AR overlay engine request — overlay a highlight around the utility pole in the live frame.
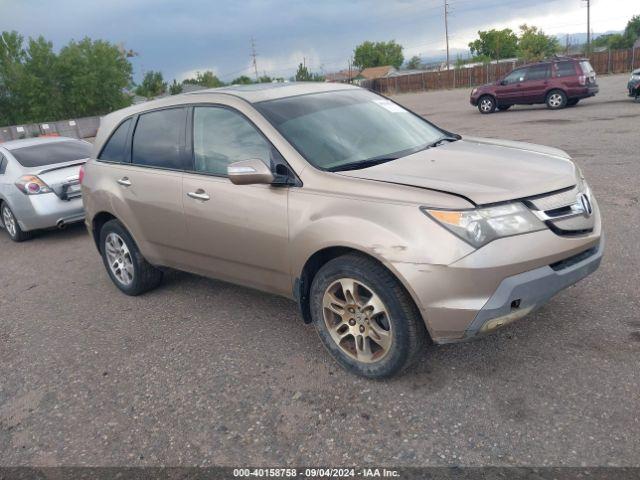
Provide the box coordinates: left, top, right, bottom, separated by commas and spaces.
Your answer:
582, 0, 591, 53
250, 37, 259, 81
444, 1, 450, 70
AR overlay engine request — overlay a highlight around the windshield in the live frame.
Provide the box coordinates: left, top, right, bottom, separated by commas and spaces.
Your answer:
255, 89, 446, 171
11, 140, 91, 168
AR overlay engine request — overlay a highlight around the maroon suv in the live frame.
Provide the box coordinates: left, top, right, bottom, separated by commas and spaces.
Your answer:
470, 57, 598, 114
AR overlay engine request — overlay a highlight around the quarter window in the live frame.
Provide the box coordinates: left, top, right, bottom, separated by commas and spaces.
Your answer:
132, 108, 186, 170
98, 118, 131, 163
192, 107, 272, 176
0, 154, 7, 174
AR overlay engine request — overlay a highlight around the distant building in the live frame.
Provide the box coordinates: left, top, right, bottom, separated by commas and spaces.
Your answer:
324, 69, 361, 83
358, 65, 397, 80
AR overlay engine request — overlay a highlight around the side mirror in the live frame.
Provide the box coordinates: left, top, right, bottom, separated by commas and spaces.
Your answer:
227, 159, 275, 185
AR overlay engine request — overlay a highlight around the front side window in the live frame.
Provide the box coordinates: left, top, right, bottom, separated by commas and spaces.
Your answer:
131, 108, 186, 170
525, 64, 550, 81
503, 69, 525, 84
99, 118, 132, 163
255, 89, 445, 171
192, 106, 272, 176
10, 140, 91, 168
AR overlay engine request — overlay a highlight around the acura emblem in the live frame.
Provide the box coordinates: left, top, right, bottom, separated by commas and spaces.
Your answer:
578, 193, 593, 217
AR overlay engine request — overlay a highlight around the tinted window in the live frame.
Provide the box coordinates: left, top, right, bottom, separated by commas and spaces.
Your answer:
525, 64, 550, 81
10, 141, 91, 168
99, 119, 131, 162
503, 69, 525, 84
132, 108, 186, 169
0, 154, 6, 174
556, 61, 577, 77
193, 107, 272, 176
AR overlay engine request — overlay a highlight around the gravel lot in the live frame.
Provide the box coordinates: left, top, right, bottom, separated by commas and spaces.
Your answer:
1, 73, 638, 468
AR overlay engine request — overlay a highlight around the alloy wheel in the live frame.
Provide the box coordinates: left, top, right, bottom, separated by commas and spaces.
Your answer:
105, 233, 134, 286
322, 278, 393, 363
2, 206, 17, 238
480, 98, 493, 112
548, 93, 563, 108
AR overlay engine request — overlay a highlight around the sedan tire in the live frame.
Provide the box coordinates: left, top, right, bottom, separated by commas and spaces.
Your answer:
310, 253, 427, 379
99, 219, 163, 296
1, 202, 32, 242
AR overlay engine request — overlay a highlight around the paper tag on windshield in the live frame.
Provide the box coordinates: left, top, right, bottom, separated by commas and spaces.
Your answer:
373, 99, 405, 113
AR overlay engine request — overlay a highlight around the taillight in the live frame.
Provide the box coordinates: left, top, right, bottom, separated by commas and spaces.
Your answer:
15, 175, 52, 195
578, 75, 586, 86
79, 165, 85, 184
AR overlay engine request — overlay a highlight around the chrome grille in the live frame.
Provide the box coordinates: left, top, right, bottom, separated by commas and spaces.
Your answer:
525, 182, 595, 237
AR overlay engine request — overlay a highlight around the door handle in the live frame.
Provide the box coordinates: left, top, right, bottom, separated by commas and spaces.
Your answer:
187, 189, 210, 201
117, 177, 131, 187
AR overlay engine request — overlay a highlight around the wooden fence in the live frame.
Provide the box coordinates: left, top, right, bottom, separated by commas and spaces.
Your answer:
362, 48, 640, 95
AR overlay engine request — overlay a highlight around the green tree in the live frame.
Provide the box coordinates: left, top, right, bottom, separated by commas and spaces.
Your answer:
0, 31, 27, 125
231, 75, 253, 84
406, 55, 422, 69
468, 29, 519, 60
518, 24, 559, 61
169, 79, 183, 95
353, 40, 404, 69
258, 75, 273, 83
56, 38, 133, 118
294, 63, 324, 82
183, 70, 224, 88
22, 36, 64, 122
135, 70, 166, 98
593, 33, 628, 49
625, 15, 640, 44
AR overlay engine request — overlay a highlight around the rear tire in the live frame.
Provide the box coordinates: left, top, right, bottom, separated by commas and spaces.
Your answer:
567, 98, 579, 106
1, 202, 32, 242
309, 253, 427, 379
99, 219, 163, 296
546, 90, 567, 109
478, 95, 496, 114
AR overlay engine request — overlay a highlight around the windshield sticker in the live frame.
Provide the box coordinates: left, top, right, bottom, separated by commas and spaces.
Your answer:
373, 99, 405, 113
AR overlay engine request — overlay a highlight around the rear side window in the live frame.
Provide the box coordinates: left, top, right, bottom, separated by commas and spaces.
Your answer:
131, 108, 186, 170
10, 141, 91, 168
0, 154, 7, 174
525, 64, 550, 81
556, 61, 577, 77
99, 119, 131, 163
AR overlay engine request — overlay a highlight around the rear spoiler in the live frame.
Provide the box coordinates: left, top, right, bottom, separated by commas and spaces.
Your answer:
36, 159, 87, 175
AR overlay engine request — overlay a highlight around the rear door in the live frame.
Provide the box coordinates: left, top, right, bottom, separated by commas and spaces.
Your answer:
495, 68, 526, 104
94, 108, 189, 266
521, 64, 551, 103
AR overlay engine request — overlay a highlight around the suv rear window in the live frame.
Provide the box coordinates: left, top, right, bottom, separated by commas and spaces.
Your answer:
131, 108, 186, 170
10, 141, 91, 168
580, 61, 595, 75
99, 118, 132, 163
556, 61, 577, 77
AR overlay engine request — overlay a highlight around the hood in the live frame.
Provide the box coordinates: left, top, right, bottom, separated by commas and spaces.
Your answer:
337, 137, 577, 205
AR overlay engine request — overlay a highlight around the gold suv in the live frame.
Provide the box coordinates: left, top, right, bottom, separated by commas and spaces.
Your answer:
82, 83, 603, 378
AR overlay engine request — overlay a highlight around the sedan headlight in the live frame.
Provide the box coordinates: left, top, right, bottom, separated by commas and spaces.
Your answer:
422, 203, 545, 248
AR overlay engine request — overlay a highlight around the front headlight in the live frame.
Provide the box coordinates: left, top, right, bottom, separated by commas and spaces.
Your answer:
471, 88, 478, 95
422, 203, 545, 248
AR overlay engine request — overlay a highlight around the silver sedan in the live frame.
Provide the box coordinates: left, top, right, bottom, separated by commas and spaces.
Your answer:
0, 137, 91, 242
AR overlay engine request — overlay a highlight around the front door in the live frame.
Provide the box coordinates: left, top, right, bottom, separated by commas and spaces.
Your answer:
181, 105, 291, 296
495, 68, 526, 104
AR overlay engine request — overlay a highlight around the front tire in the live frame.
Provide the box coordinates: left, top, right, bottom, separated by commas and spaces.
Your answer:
478, 95, 496, 114
546, 90, 567, 109
310, 253, 427, 379
99, 219, 163, 295
1, 203, 32, 242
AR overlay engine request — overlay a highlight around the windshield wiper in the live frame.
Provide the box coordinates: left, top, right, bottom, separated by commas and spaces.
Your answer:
427, 136, 459, 148
327, 156, 399, 172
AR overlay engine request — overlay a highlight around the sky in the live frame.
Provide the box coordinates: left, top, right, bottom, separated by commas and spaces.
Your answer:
0, 0, 637, 82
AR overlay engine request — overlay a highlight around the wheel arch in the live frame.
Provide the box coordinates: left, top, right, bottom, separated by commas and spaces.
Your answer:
294, 245, 425, 331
